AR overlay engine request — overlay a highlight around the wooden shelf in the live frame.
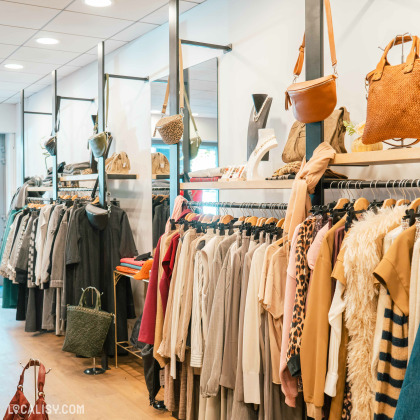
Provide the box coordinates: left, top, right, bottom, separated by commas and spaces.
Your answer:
330, 148, 420, 166
60, 173, 138, 182
180, 180, 294, 190
27, 186, 52, 192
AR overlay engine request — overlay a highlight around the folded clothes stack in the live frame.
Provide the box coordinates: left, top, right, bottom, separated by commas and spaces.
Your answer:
189, 176, 221, 182
62, 162, 91, 175
116, 253, 153, 280
188, 167, 226, 178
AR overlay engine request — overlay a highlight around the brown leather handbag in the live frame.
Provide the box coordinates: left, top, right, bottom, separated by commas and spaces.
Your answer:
362, 35, 420, 145
4, 360, 49, 420
282, 106, 349, 163
285, 0, 338, 123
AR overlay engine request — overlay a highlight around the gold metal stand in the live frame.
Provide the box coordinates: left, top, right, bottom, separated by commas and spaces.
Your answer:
113, 270, 149, 368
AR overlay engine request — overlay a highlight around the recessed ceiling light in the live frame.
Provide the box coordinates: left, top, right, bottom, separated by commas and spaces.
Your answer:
85, 0, 112, 7
4, 63, 23, 70
37, 37, 59, 45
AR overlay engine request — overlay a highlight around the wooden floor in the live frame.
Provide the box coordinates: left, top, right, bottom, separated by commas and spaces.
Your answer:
0, 305, 172, 419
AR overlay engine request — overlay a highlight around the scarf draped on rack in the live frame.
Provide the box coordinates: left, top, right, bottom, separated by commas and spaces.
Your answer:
283, 142, 336, 239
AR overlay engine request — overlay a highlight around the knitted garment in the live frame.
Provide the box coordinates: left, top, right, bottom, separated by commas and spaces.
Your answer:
374, 293, 408, 419
343, 206, 407, 420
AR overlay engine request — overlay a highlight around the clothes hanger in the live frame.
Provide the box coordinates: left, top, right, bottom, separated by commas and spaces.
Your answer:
353, 180, 370, 212
382, 180, 396, 208
211, 215, 221, 223
409, 180, 420, 211
92, 196, 99, 205
396, 180, 410, 206
264, 205, 278, 225
333, 181, 350, 210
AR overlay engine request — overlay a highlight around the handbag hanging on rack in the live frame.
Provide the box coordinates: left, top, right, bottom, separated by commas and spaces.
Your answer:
183, 91, 202, 159
89, 73, 111, 158
362, 35, 420, 146
154, 40, 185, 145
62, 286, 113, 358
4, 360, 49, 420
285, 0, 338, 123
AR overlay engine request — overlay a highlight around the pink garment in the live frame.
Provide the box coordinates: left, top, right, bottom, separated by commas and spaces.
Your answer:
280, 223, 301, 407
284, 142, 336, 238
165, 195, 188, 233
306, 223, 329, 309
120, 258, 145, 267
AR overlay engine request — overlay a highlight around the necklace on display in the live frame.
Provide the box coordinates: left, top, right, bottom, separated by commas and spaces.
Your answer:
253, 96, 270, 122
253, 135, 276, 156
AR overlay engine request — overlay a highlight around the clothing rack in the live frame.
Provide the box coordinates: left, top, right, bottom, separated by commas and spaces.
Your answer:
58, 187, 95, 192
25, 197, 51, 203
324, 179, 420, 189
187, 201, 288, 210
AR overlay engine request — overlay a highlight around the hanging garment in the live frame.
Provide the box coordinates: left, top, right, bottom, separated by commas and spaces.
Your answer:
343, 206, 406, 420
373, 225, 415, 420
280, 224, 301, 408
65, 204, 137, 356
300, 217, 345, 417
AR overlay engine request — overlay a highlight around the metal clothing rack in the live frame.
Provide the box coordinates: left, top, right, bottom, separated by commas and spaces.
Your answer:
187, 201, 288, 210
324, 179, 420, 189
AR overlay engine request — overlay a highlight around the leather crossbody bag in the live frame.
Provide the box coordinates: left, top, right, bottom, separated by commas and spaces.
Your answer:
285, 0, 338, 123
154, 40, 185, 145
89, 73, 110, 158
362, 35, 420, 145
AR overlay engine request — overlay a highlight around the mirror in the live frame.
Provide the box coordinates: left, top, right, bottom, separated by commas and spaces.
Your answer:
150, 57, 219, 248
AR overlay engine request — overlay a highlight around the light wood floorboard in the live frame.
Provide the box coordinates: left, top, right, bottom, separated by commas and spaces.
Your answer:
0, 305, 172, 419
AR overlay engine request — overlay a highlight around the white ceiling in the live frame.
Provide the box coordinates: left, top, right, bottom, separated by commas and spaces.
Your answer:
0, 0, 206, 104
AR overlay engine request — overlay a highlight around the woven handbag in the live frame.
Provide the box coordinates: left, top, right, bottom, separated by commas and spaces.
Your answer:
154, 40, 184, 145
363, 35, 420, 145
62, 287, 113, 358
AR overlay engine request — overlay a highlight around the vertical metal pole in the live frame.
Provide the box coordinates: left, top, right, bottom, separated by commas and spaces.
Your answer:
51, 70, 58, 201
97, 41, 107, 208
305, 0, 324, 204
169, 0, 180, 212
182, 68, 190, 176
20, 90, 25, 183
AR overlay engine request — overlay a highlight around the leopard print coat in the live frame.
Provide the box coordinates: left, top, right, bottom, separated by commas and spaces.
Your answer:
286, 217, 316, 377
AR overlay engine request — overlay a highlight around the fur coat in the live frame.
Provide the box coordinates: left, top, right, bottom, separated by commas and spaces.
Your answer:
343, 206, 407, 420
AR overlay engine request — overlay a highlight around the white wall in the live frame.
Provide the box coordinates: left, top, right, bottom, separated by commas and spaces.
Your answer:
8, 0, 420, 237
0, 104, 16, 134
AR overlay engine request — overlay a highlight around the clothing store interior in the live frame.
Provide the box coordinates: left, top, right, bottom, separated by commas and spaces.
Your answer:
1, 0, 420, 419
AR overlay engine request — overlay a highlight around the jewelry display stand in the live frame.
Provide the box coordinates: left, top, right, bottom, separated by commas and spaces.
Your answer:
247, 94, 273, 161
246, 128, 278, 180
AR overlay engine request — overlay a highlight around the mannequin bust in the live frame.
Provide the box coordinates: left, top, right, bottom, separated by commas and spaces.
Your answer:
246, 128, 278, 180
247, 94, 273, 161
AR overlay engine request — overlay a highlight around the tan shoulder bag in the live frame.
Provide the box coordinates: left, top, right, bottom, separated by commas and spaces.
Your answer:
285, 0, 338, 123
154, 40, 184, 145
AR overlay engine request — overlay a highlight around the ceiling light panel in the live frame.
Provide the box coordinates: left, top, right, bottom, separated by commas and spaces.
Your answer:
68, 0, 168, 21
36, 37, 59, 45
43, 11, 132, 38
4, 63, 23, 70
85, 0, 112, 7
25, 31, 104, 53
0, 2, 59, 29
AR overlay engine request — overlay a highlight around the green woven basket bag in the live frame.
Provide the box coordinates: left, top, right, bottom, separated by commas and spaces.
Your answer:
62, 287, 113, 358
